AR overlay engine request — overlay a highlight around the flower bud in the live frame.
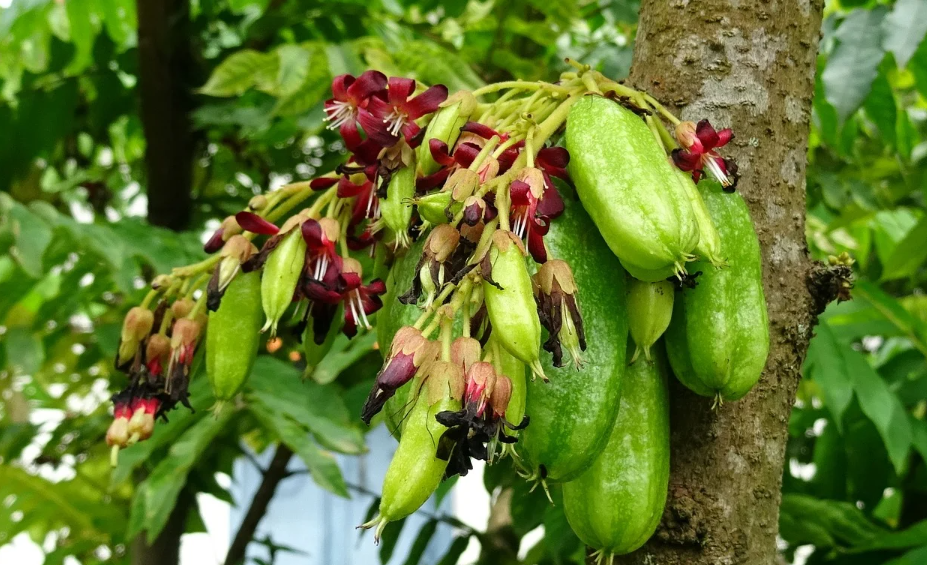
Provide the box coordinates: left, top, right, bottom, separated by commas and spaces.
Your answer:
151, 274, 172, 290
450, 337, 482, 371
170, 318, 201, 364
515, 167, 545, 201
248, 195, 268, 211
416, 191, 455, 225
145, 334, 171, 378
117, 307, 154, 367
207, 235, 258, 311
426, 224, 460, 263
675, 121, 701, 152
204, 215, 244, 254
127, 397, 160, 443
446, 168, 480, 202
489, 375, 512, 420
462, 196, 488, 226
533, 259, 585, 368
106, 402, 131, 447
171, 298, 194, 320
464, 362, 496, 417
426, 360, 465, 406
360, 327, 437, 424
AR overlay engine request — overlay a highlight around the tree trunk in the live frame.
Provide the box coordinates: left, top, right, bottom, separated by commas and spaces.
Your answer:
136, 0, 195, 231
131, 494, 191, 565
618, 1, 825, 564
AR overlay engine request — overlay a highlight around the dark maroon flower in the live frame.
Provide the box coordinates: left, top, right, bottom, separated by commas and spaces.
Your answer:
359, 77, 448, 146
301, 218, 341, 282
533, 260, 585, 368
360, 327, 436, 425
672, 120, 737, 189
303, 258, 385, 340
324, 71, 387, 141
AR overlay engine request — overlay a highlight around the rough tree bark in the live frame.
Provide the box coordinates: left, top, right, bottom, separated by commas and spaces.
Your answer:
136, 0, 195, 231
617, 1, 826, 564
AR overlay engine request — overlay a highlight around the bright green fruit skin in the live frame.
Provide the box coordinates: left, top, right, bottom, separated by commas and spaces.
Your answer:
488, 335, 526, 430
378, 379, 457, 522
260, 230, 306, 334
380, 164, 416, 240
378, 237, 427, 437
563, 339, 670, 557
621, 259, 675, 283
206, 271, 263, 401
675, 169, 724, 267
482, 238, 541, 366
519, 199, 628, 482
566, 95, 699, 273
627, 278, 674, 364
417, 100, 469, 176
665, 184, 769, 401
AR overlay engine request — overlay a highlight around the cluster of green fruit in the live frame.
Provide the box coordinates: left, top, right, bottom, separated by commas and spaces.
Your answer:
107, 63, 768, 562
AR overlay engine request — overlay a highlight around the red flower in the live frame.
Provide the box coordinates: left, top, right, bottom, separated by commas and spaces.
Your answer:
324, 71, 387, 141
509, 166, 561, 263
303, 258, 386, 339
671, 120, 738, 189
359, 77, 448, 146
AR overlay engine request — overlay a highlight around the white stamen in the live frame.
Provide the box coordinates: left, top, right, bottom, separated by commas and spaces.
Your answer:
366, 188, 376, 216
704, 156, 731, 187
323, 101, 355, 130
355, 292, 372, 329
382, 109, 408, 137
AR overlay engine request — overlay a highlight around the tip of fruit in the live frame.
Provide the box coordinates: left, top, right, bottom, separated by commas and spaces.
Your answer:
211, 401, 227, 419
529, 359, 548, 382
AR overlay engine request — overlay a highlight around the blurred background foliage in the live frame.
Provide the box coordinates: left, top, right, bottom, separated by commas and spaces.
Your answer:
0, 0, 925, 564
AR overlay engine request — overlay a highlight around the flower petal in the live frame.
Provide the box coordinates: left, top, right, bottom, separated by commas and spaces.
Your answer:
330, 74, 354, 102
695, 119, 720, 149
537, 183, 564, 219
404, 85, 449, 119
387, 77, 417, 106
429, 139, 456, 166
235, 212, 280, 236
347, 70, 387, 104
310, 177, 338, 191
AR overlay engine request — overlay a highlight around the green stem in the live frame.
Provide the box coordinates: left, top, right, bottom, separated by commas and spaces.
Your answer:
468, 136, 500, 172
140, 289, 159, 309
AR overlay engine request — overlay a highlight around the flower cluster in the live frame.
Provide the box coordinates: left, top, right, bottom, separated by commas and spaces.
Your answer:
671, 120, 739, 190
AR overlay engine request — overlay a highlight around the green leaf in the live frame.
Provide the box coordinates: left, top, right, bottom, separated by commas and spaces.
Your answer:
248, 356, 365, 454
436, 536, 470, 565
882, 0, 927, 68
272, 44, 330, 116
4, 326, 44, 375
379, 517, 406, 564
0, 194, 53, 278
64, 0, 94, 72
882, 216, 927, 280
822, 8, 887, 120
886, 545, 927, 565
862, 69, 896, 146
311, 331, 378, 385
846, 346, 912, 474
401, 519, 438, 565
911, 417, 927, 463
200, 49, 279, 97
779, 494, 884, 549
850, 519, 927, 553
854, 281, 927, 356
804, 322, 855, 428
271, 45, 311, 97
137, 409, 234, 540
911, 38, 927, 97
249, 405, 348, 497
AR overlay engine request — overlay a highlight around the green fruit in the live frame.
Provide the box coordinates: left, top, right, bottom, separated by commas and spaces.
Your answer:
566, 96, 698, 277
675, 169, 724, 267
488, 335, 526, 432
482, 231, 543, 377
417, 91, 475, 176
206, 271, 263, 406
518, 199, 628, 482
415, 191, 460, 226
627, 278, 674, 364
665, 183, 769, 402
365, 370, 459, 539
260, 229, 306, 336
562, 339, 670, 558
380, 163, 416, 248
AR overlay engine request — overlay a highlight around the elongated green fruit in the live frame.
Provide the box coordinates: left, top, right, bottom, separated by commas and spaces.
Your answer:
206, 271, 263, 407
665, 184, 769, 402
621, 259, 675, 283
380, 163, 416, 248
260, 230, 306, 336
482, 231, 542, 378
563, 339, 670, 558
675, 169, 724, 267
519, 200, 628, 482
418, 91, 476, 176
566, 96, 698, 274
627, 278, 674, 364
365, 372, 459, 539
489, 335, 526, 431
